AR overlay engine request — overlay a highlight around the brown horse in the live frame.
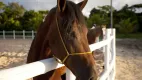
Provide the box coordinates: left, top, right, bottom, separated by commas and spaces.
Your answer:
27, 0, 98, 80
50, 25, 104, 80
87, 26, 103, 44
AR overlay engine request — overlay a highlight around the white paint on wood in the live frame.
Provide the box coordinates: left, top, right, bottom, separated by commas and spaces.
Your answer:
89, 36, 113, 51
13, 30, 15, 39
3, 30, 5, 39
23, 30, 25, 39
66, 68, 76, 80
0, 58, 64, 80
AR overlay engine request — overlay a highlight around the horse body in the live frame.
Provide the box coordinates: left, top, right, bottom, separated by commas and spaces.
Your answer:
87, 26, 103, 44
27, 0, 98, 80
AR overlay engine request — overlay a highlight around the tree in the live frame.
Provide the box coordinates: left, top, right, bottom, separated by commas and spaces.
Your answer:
90, 7, 101, 17
113, 4, 140, 33
115, 18, 137, 34
98, 5, 113, 14
88, 5, 112, 28
129, 4, 142, 32
0, 2, 26, 30
4, 2, 25, 18
129, 4, 142, 9
21, 10, 44, 30
0, 2, 5, 25
87, 13, 109, 28
0, 2, 5, 10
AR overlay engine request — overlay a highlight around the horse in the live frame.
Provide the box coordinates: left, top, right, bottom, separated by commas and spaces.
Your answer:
27, 0, 98, 80
87, 26, 103, 44
50, 25, 105, 80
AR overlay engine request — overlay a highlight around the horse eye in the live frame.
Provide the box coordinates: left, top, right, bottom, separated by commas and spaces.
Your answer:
71, 31, 76, 38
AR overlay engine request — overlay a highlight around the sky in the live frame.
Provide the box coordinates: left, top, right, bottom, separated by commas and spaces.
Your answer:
1, 0, 142, 17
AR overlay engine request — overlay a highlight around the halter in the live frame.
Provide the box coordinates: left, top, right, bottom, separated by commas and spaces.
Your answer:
53, 15, 92, 64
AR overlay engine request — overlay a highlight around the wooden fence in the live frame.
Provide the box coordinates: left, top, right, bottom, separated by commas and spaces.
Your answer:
0, 29, 116, 80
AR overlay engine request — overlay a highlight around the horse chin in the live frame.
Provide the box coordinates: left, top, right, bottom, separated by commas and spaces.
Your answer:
76, 76, 98, 80
75, 70, 98, 80
89, 77, 98, 80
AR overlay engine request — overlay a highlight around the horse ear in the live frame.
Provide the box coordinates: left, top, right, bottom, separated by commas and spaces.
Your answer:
57, 0, 66, 12
77, 0, 88, 10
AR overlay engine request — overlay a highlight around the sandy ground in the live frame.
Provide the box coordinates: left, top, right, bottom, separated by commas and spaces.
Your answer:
0, 39, 31, 69
115, 39, 142, 80
0, 39, 142, 80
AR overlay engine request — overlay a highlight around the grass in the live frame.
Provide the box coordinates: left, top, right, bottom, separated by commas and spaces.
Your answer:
116, 33, 142, 39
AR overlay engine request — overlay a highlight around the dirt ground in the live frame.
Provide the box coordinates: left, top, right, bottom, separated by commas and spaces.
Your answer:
115, 39, 142, 80
0, 39, 142, 80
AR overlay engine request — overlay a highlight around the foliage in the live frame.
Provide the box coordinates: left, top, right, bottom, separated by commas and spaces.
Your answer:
4, 2, 25, 17
0, 2, 48, 31
0, 1, 142, 34
20, 10, 44, 30
115, 18, 137, 34
87, 14, 108, 28
88, 5, 111, 28
116, 33, 142, 39
88, 4, 142, 33
0, 2, 5, 10
129, 4, 142, 9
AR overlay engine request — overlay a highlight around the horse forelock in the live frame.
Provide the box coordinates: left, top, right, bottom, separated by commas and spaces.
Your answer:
56, 1, 86, 40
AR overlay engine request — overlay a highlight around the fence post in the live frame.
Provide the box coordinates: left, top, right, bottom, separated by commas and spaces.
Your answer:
32, 30, 34, 39
102, 28, 106, 52
23, 30, 25, 39
66, 68, 76, 80
3, 30, 5, 39
111, 29, 116, 80
13, 30, 15, 39
104, 29, 111, 80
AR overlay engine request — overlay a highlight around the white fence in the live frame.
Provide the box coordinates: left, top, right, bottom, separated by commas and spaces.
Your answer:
0, 30, 37, 39
0, 29, 116, 80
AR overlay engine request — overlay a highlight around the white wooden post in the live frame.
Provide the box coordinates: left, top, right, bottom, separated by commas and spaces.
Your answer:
102, 28, 106, 52
111, 29, 116, 80
66, 68, 76, 80
13, 30, 15, 39
0, 58, 64, 80
104, 29, 111, 80
3, 30, 5, 39
23, 30, 25, 39
32, 30, 34, 39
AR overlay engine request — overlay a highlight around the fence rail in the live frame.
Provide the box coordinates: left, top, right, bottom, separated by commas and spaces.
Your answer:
0, 29, 116, 80
0, 30, 37, 39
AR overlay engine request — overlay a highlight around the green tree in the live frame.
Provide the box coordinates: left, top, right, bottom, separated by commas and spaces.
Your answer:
0, 2, 26, 30
0, 2, 5, 10
90, 7, 101, 17
113, 4, 139, 32
129, 4, 142, 32
87, 14, 108, 28
21, 10, 44, 30
0, 2, 6, 25
136, 13, 142, 32
4, 2, 25, 18
88, 5, 113, 28
115, 18, 137, 34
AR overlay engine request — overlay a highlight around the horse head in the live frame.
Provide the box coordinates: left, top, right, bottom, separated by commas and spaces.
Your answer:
46, 0, 98, 80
